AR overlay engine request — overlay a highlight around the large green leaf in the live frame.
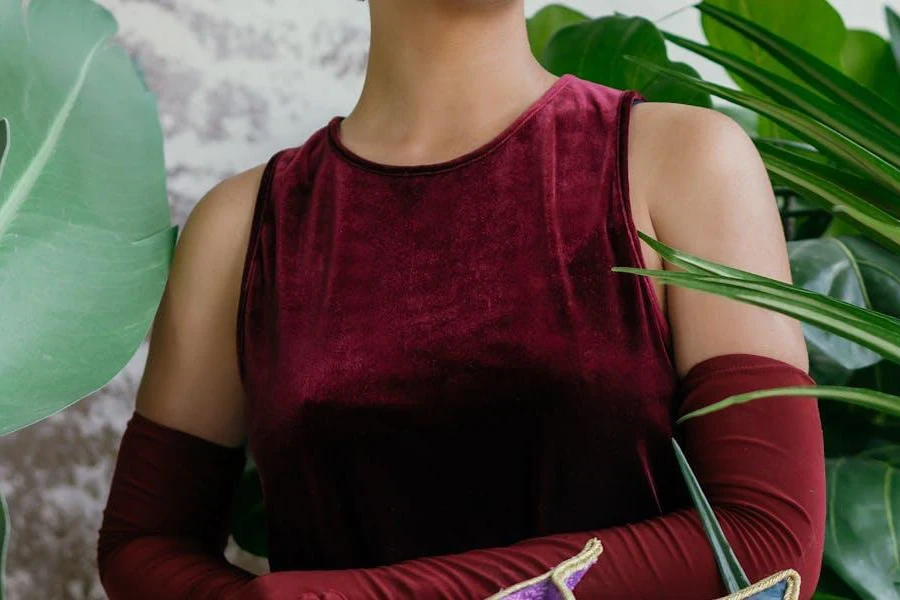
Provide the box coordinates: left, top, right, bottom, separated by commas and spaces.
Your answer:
814, 563, 864, 600
526, 4, 588, 65
887, 7, 900, 73
0, 0, 176, 436
825, 454, 900, 600
697, 2, 900, 140
612, 232, 900, 365
700, 0, 845, 89
841, 30, 900, 108
672, 439, 751, 593
840, 237, 900, 401
542, 15, 711, 107
840, 237, 900, 320
700, 0, 846, 141
622, 57, 900, 196
789, 238, 885, 384
663, 32, 900, 166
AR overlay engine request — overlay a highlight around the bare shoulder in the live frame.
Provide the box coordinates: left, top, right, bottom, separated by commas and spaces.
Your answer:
625, 101, 809, 376
135, 162, 269, 447
627, 101, 761, 202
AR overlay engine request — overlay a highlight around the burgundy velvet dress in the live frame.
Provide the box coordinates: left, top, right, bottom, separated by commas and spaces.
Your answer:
237, 73, 682, 571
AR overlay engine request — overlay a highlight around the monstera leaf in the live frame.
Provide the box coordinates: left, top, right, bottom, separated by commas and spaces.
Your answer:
542, 15, 712, 107
0, 0, 175, 436
887, 7, 900, 72
526, 4, 588, 64
787, 237, 900, 385
825, 452, 900, 600
841, 30, 900, 107
0, 2, 174, 592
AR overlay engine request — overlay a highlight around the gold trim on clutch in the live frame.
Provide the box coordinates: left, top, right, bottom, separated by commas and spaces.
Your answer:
485, 538, 604, 600
716, 569, 801, 600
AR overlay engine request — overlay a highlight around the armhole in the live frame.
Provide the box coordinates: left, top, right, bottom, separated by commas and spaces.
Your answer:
236, 150, 283, 388
614, 90, 674, 366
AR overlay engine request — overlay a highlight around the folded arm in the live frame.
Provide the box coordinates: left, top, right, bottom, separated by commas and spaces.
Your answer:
246, 354, 825, 600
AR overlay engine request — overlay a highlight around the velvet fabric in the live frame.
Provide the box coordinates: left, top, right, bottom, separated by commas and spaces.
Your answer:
97, 75, 826, 599
238, 72, 682, 574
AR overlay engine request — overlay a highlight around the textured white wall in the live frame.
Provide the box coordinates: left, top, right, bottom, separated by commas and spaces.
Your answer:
0, 1, 896, 598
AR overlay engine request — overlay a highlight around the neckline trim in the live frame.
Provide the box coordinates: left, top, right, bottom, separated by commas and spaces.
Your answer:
326, 73, 575, 176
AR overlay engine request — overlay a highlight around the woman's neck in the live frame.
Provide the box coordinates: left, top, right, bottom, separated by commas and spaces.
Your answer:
342, 0, 554, 161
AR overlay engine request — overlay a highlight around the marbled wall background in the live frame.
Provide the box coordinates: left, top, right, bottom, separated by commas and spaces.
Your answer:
0, 0, 895, 598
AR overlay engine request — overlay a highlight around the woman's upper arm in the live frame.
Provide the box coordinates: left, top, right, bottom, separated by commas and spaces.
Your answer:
134, 163, 267, 448
628, 102, 810, 379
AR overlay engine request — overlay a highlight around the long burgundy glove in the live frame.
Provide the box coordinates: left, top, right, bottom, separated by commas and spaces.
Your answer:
98, 353, 825, 600
97, 412, 255, 599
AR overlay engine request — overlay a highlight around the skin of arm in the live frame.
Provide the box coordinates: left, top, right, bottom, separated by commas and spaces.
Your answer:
628, 101, 810, 378
134, 164, 267, 446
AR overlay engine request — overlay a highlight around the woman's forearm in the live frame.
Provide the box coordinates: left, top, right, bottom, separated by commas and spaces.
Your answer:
236, 354, 826, 600
97, 413, 255, 600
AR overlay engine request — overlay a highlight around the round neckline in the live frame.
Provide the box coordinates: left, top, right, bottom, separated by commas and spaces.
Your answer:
326, 73, 575, 176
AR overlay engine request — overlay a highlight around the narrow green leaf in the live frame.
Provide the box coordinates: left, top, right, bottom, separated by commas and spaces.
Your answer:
672, 439, 751, 592
678, 385, 900, 423
754, 142, 900, 253
613, 266, 900, 364
697, 2, 900, 138
759, 140, 900, 215
613, 231, 900, 366
700, 0, 846, 97
663, 31, 900, 165
621, 56, 900, 195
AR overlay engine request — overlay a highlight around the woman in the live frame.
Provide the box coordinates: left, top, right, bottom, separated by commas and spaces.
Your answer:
96, 0, 826, 598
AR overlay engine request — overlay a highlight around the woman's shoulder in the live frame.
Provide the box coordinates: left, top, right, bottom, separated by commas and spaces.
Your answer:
625, 99, 760, 216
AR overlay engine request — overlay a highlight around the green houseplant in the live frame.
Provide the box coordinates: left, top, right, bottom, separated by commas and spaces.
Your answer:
605, 3, 900, 599
0, 0, 177, 596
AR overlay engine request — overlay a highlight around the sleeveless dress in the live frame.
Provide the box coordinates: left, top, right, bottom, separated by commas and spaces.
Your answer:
236, 73, 683, 572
